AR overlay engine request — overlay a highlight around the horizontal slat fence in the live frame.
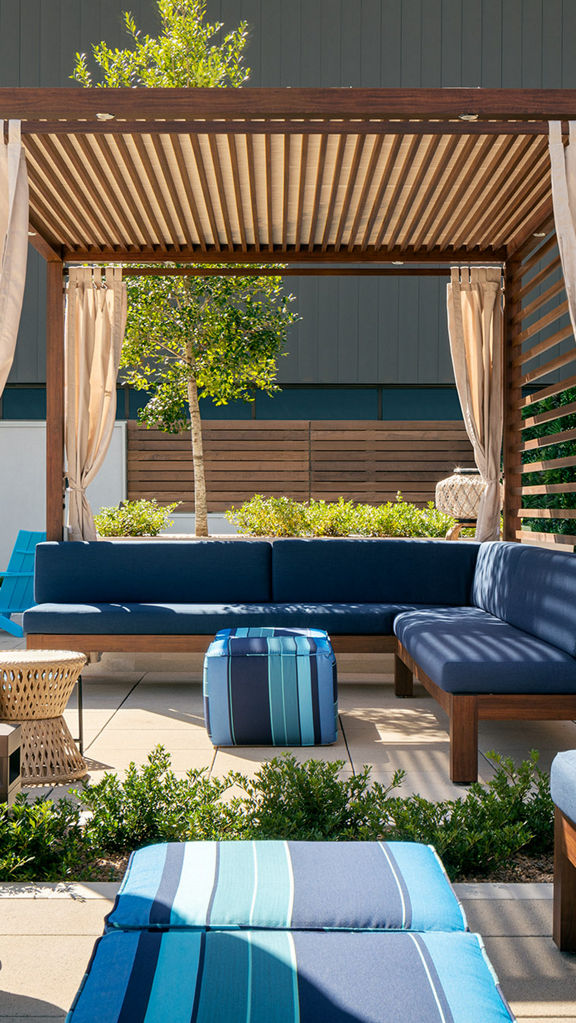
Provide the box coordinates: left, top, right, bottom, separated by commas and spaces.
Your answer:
506, 234, 576, 551
127, 420, 474, 513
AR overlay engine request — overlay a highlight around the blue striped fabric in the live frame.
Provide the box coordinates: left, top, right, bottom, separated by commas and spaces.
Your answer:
203, 627, 338, 746
66, 930, 514, 1023
106, 840, 467, 933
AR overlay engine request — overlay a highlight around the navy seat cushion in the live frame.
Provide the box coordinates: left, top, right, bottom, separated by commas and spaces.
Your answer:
272, 538, 479, 605
473, 541, 576, 657
394, 607, 576, 694
33, 541, 272, 604
23, 601, 437, 635
551, 750, 576, 824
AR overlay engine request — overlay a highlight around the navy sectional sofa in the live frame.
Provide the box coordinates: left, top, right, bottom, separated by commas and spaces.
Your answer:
24, 537, 576, 783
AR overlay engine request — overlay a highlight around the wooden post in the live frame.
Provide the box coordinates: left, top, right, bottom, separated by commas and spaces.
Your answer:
553, 807, 576, 953
502, 257, 523, 541
394, 653, 414, 697
449, 694, 478, 784
46, 260, 65, 541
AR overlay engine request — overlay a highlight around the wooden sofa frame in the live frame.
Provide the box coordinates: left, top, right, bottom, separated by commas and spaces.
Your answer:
554, 806, 576, 953
26, 634, 395, 655
27, 629, 576, 788
395, 642, 576, 785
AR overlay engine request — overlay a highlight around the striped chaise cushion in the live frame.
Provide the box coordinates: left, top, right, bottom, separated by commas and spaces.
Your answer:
203, 627, 337, 746
66, 929, 515, 1023
105, 840, 467, 933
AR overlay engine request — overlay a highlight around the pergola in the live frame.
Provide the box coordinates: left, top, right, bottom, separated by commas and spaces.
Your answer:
1, 86, 574, 544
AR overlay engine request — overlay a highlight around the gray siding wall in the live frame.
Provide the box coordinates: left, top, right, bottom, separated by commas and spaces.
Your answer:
1, 0, 573, 385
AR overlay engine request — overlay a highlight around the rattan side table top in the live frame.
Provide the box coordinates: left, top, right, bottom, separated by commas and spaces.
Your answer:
0, 650, 86, 669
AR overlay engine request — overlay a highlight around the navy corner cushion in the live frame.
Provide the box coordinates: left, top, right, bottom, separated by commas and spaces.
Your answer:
472, 541, 576, 657
272, 538, 479, 606
394, 607, 576, 694
33, 540, 272, 605
551, 750, 576, 824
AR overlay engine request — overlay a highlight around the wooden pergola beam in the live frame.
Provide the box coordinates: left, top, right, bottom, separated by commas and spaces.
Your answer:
45, 261, 65, 542
16, 121, 566, 137
65, 246, 507, 265
120, 266, 454, 277
1, 87, 576, 121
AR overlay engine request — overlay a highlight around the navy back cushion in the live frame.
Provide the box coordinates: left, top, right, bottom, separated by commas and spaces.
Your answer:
472, 541, 576, 657
272, 538, 479, 605
34, 540, 272, 604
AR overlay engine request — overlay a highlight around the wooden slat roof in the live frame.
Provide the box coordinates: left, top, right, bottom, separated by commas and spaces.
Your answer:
1, 87, 573, 265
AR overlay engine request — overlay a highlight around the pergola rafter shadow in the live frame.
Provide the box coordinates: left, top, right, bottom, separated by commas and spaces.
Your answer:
1, 86, 574, 543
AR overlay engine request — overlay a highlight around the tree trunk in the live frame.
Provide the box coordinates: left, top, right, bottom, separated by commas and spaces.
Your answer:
186, 372, 209, 537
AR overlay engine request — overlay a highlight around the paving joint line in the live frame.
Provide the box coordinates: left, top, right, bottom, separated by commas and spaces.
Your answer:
338, 714, 355, 775
82, 672, 148, 754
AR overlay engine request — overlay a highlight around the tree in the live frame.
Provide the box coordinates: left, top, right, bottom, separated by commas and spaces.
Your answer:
72, 1, 299, 535
71, 0, 250, 89
121, 272, 298, 536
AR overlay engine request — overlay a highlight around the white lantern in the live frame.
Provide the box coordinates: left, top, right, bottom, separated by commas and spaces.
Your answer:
435, 467, 485, 520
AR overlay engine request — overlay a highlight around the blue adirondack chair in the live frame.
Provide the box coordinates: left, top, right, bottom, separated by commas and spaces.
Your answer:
0, 530, 46, 637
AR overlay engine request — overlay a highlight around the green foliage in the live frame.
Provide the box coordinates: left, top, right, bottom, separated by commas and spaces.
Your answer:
231, 756, 404, 841
71, 0, 250, 88
0, 748, 553, 882
382, 750, 553, 878
521, 385, 576, 541
0, 794, 84, 881
76, 747, 242, 853
121, 271, 299, 433
227, 493, 455, 538
94, 498, 180, 536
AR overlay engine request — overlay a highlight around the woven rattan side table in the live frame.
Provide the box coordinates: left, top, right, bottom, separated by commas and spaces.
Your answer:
0, 651, 87, 784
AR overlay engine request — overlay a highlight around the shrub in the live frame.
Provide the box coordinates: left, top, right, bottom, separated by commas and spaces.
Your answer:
76, 747, 242, 853
0, 794, 84, 880
226, 493, 309, 536
94, 498, 180, 537
381, 750, 554, 878
226, 493, 455, 538
230, 755, 404, 841
0, 748, 553, 882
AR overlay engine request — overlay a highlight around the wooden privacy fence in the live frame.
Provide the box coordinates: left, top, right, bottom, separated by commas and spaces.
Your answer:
127, 420, 474, 513
505, 235, 576, 551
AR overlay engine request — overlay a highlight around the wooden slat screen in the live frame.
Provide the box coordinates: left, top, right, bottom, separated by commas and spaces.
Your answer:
505, 234, 576, 551
127, 419, 474, 513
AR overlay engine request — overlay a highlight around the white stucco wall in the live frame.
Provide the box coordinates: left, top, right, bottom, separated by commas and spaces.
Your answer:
0, 421, 127, 566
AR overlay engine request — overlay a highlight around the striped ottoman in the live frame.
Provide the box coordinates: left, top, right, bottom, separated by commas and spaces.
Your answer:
203, 627, 337, 746
67, 930, 515, 1023
105, 840, 468, 934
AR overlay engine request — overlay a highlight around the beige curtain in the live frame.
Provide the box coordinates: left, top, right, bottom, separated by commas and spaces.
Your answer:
0, 120, 29, 396
65, 267, 127, 541
549, 121, 576, 338
446, 267, 504, 542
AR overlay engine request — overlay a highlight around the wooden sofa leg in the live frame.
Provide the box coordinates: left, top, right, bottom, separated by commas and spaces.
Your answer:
553, 807, 576, 953
449, 695, 478, 784
394, 654, 413, 697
